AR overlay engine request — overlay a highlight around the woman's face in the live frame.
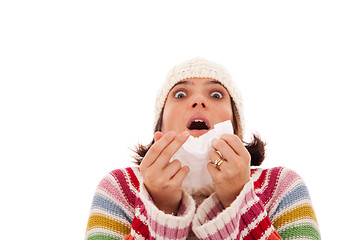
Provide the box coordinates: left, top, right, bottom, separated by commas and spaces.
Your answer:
161, 78, 233, 138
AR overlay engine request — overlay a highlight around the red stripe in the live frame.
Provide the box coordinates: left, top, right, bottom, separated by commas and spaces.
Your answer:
253, 168, 267, 189
126, 167, 140, 191
111, 169, 138, 209
131, 215, 150, 239
241, 199, 265, 226
256, 167, 283, 206
242, 216, 272, 240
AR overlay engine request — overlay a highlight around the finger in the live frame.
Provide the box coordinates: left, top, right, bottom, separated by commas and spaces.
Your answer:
221, 134, 251, 164
163, 159, 182, 179
207, 162, 220, 181
220, 134, 247, 156
209, 150, 222, 164
152, 131, 189, 169
212, 138, 238, 164
171, 165, 190, 183
140, 131, 176, 169
208, 151, 228, 171
154, 131, 164, 142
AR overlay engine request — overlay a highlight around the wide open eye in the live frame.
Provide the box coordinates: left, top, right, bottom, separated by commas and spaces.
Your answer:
210, 91, 223, 99
174, 90, 187, 99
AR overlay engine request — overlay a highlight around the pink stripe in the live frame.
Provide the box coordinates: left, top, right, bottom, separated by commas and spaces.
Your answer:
205, 202, 223, 222
97, 173, 133, 212
98, 176, 121, 199
98, 177, 127, 203
270, 168, 301, 205
147, 216, 190, 239
239, 188, 256, 210
139, 196, 191, 239
202, 189, 266, 239
111, 169, 137, 206
202, 210, 241, 239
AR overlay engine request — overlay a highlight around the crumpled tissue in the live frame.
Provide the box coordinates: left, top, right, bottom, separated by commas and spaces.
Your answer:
171, 120, 233, 193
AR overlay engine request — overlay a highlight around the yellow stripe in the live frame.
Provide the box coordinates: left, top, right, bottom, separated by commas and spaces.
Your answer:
272, 203, 317, 228
86, 213, 131, 235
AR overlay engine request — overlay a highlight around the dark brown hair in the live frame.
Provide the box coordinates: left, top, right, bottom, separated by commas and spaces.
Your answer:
133, 97, 266, 166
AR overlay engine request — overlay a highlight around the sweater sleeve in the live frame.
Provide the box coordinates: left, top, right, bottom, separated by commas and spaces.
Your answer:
192, 179, 281, 239
192, 167, 320, 240
134, 182, 196, 240
268, 168, 320, 239
85, 168, 137, 240
85, 167, 196, 240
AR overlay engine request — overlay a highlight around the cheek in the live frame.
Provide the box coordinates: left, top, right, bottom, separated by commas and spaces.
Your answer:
220, 102, 233, 120
161, 112, 170, 132
223, 111, 233, 123
161, 104, 175, 132
228, 106, 234, 119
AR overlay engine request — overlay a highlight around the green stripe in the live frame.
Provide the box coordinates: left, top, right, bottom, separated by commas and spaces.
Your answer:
279, 223, 320, 240
87, 233, 121, 240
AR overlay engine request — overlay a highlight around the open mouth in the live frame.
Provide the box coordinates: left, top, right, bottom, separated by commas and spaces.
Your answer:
187, 116, 210, 131
188, 120, 209, 130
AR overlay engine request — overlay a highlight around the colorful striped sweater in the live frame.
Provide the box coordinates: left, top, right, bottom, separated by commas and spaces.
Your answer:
85, 166, 320, 239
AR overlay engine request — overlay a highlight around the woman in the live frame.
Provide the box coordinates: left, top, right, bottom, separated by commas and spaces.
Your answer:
85, 58, 320, 239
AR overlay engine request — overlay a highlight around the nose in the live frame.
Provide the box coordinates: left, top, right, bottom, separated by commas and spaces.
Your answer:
191, 95, 207, 109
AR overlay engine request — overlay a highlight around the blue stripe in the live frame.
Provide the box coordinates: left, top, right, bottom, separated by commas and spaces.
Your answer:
270, 184, 310, 219
91, 193, 133, 223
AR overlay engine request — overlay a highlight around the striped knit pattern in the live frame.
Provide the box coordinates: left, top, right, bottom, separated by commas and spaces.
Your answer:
85, 166, 320, 240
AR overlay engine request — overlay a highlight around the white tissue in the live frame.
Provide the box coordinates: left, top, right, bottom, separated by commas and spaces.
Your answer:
171, 120, 233, 192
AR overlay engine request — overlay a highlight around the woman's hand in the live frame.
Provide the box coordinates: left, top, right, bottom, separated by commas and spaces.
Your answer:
140, 131, 190, 215
207, 134, 251, 209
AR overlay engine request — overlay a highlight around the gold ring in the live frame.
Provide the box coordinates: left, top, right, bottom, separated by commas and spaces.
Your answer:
213, 157, 225, 169
214, 157, 222, 165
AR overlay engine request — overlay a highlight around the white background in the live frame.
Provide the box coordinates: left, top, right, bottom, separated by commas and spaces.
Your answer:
1, 1, 359, 239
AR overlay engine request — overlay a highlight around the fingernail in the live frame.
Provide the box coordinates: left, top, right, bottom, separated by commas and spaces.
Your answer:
181, 131, 190, 138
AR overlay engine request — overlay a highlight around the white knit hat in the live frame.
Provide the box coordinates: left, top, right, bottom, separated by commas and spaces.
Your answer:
154, 57, 245, 139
